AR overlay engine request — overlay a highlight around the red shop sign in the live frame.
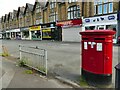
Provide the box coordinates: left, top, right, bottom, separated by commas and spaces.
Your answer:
56, 19, 82, 26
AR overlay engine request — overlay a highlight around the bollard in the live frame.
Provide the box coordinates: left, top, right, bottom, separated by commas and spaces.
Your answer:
115, 63, 120, 90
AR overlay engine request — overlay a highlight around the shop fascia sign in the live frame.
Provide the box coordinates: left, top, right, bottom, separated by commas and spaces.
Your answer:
29, 26, 41, 31
21, 27, 29, 31
6, 29, 20, 32
42, 28, 51, 32
84, 14, 117, 23
56, 19, 82, 27
11, 29, 20, 32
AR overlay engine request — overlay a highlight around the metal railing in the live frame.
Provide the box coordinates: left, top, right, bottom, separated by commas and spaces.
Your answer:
19, 45, 47, 75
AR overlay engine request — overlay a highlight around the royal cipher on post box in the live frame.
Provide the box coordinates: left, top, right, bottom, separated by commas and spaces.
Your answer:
80, 30, 116, 84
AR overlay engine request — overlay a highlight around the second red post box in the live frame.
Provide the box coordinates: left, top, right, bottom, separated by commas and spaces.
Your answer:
80, 30, 115, 84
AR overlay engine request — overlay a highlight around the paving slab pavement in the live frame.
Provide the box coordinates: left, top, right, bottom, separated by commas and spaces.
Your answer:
1, 57, 72, 88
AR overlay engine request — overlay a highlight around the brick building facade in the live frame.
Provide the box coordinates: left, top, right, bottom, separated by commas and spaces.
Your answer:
0, 0, 119, 42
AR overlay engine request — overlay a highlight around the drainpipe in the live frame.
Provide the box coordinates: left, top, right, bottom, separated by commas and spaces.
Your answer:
81, 1, 85, 31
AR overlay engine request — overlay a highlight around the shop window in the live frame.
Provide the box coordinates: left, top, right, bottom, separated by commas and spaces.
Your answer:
22, 31, 29, 38
31, 31, 41, 39
106, 25, 116, 30
106, 25, 117, 39
42, 29, 51, 39
85, 26, 95, 30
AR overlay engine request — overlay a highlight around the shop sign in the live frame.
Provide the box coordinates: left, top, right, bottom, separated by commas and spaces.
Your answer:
42, 36, 51, 38
108, 15, 115, 20
10, 29, 20, 32
29, 26, 41, 31
84, 14, 117, 23
20, 27, 29, 31
42, 28, 51, 32
85, 19, 90, 23
56, 19, 82, 27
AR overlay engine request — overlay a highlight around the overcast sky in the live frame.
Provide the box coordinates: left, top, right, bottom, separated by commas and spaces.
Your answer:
0, 0, 35, 17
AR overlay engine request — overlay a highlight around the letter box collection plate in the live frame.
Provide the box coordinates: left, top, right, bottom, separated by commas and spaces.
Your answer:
84, 42, 102, 51
97, 43, 102, 51
84, 42, 87, 49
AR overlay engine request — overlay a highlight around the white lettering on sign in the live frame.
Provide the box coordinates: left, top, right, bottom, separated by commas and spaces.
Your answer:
97, 43, 102, 51
88, 42, 91, 44
91, 42, 96, 48
84, 42, 88, 50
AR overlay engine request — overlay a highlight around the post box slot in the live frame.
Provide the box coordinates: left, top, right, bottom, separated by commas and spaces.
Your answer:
83, 38, 88, 40
94, 38, 105, 40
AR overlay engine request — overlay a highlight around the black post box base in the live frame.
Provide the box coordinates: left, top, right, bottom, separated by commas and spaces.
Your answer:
81, 69, 112, 85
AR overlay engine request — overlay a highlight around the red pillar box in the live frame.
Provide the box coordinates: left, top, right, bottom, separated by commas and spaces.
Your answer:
80, 30, 116, 84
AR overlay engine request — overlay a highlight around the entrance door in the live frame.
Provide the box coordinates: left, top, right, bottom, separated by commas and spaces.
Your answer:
56, 26, 62, 41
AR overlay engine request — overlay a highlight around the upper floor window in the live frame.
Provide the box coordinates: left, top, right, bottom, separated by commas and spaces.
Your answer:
68, 0, 78, 3
49, 13, 58, 22
67, 5, 80, 20
50, 2, 56, 9
19, 13, 23, 18
26, 9, 29, 16
94, 0, 113, 15
98, 5, 102, 14
36, 4, 41, 13
109, 2, 113, 13
36, 8, 41, 13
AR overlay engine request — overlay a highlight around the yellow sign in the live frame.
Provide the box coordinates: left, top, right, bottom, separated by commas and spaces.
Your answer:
42, 28, 51, 32
42, 36, 51, 38
29, 26, 41, 31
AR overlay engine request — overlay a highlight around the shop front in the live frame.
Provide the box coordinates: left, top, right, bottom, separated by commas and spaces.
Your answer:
10, 29, 21, 39
0, 32, 2, 39
41, 22, 56, 40
42, 28, 52, 39
83, 13, 117, 43
56, 19, 82, 42
2, 30, 6, 39
20, 27, 30, 40
29, 25, 41, 40
5, 30, 11, 39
